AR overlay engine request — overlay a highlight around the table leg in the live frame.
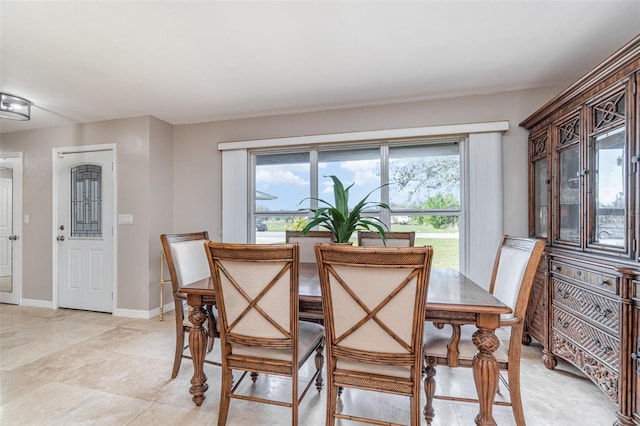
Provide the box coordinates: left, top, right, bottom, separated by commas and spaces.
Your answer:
471, 326, 501, 426
188, 302, 209, 406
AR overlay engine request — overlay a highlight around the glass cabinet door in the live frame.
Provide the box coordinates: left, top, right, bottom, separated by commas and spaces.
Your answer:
533, 159, 548, 238
592, 127, 625, 247
558, 145, 580, 243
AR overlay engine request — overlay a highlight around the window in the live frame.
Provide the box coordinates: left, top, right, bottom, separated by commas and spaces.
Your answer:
221, 122, 507, 284
71, 164, 102, 238
251, 138, 461, 269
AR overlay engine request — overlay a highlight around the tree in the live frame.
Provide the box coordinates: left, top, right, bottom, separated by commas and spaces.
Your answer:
391, 157, 460, 206
423, 193, 460, 229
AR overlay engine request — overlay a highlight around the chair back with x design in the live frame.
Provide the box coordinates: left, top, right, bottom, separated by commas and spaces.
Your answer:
315, 243, 433, 425
206, 242, 324, 426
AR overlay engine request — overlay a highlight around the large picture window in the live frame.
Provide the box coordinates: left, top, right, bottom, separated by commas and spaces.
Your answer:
252, 138, 461, 269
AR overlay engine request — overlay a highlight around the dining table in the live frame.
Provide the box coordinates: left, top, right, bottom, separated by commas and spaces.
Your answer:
179, 263, 511, 426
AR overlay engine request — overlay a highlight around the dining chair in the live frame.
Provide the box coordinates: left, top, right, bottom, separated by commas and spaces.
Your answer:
285, 230, 334, 263
357, 230, 415, 247
160, 232, 219, 378
315, 243, 434, 426
423, 235, 545, 426
205, 242, 325, 426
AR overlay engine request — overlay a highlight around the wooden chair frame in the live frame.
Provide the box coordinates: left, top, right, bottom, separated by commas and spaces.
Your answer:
357, 231, 415, 247
315, 243, 434, 426
423, 235, 545, 426
206, 242, 324, 426
160, 232, 219, 378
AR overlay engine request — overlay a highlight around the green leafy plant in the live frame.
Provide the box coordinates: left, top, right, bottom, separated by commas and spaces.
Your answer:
423, 193, 460, 229
299, 175, 391, 243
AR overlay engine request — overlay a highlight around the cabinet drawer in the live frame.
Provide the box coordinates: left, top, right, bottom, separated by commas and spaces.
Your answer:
549, 260, 617, 294
552, 306, 619, 370
552, 278, 619, 333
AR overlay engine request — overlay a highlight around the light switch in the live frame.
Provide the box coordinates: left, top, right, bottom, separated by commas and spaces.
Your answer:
24, 214, 29, 224
118, 214, 133, 224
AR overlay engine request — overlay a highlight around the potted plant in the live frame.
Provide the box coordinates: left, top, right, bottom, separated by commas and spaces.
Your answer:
298, 175, 391, 244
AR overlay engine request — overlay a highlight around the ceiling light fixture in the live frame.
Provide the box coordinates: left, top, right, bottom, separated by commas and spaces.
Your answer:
0, 93, 31, 121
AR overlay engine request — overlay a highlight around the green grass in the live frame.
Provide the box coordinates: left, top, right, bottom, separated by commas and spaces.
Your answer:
390, 223, 456, 234
416, 238, 459, 269
265, 221, 457, 234
258, 217, 459, 269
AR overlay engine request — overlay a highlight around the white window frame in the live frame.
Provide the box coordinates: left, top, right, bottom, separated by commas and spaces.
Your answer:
219, 121, 508, 287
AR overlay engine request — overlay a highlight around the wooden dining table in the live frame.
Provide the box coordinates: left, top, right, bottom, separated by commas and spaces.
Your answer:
180, 263, 511, 426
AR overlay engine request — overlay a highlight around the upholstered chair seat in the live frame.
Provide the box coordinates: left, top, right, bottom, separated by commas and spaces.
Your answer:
423, 322, 510, 365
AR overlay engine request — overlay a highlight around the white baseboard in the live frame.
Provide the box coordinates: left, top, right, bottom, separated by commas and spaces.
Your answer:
113, 308, 153, 319
146, 302, 175, 319
114, 302, 174, 319
17, 299, 176, 320
21, 298, 53, 309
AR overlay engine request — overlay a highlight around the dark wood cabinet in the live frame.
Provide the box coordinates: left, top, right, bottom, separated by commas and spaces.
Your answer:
633, 278, 640, 423
522, 35, 640, 425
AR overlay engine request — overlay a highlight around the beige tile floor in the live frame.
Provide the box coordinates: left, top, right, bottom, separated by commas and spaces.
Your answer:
0, 304, 617, 425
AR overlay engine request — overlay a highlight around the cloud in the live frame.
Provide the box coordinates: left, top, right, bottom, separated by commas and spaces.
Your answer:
256, 167, 308, 187
339, 160, 380, 185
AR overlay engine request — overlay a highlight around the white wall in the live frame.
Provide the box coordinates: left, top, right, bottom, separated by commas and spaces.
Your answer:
149, 117, 174, 311
0, 85, 562, 314
0, 116, 169, 313
173, 86, 563, 242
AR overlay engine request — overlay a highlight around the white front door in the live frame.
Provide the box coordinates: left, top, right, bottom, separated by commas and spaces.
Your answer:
56, 150, 114, 312
0, 155, 21, 305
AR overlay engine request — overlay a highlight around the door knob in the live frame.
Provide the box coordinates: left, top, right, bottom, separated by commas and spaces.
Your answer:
8, 235, 18, 241
56, 235, 65, 241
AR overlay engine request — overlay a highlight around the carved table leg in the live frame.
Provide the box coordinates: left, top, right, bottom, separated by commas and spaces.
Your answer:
188, 303, 209, 406
472, 326, 501, 426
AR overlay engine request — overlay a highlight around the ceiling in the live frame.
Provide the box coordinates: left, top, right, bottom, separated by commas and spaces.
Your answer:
1, 1, 638, 134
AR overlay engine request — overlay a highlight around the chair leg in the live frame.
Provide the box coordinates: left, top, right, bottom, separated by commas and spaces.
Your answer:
423, 356, 437, 425
315, 342, 325, 392
410, 392, 420, 426
172, 328, 185, 378
292, 368, 299, 426
218, 367, 233, 426
206, 305, 215, 353
508, 365, 526, 426
326, 383, 337, 426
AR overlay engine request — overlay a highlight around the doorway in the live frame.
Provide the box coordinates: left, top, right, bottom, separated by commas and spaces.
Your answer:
0, 154, 22, 305
54, 147, 115, 313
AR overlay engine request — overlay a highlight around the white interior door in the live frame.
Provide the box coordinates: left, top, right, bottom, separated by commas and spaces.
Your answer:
0, 155, 21, 305
57, 150, 114, 313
